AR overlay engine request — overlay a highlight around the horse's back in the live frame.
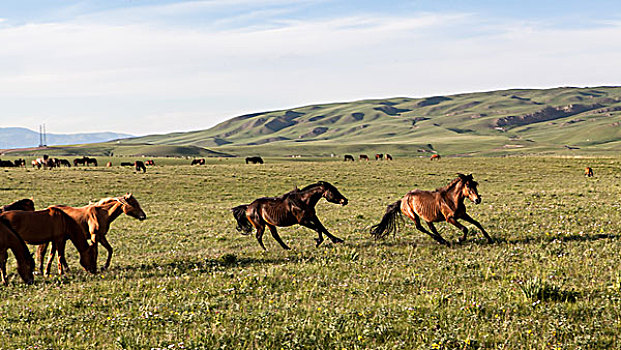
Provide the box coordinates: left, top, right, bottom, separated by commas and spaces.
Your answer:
403, 190, 444, 222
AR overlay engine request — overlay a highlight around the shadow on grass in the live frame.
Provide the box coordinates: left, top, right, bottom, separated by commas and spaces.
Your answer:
112, 253, 315, 276
492, 233, 618, 246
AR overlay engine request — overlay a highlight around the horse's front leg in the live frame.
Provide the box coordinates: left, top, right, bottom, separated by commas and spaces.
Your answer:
266, 224, 290, 250
36, 243, 48, 275
99, 235, 114, 270
56, 240, 68, 275
446, 216, 469, 243
45, 242, 57, 276
0, 249, 8, 286
301, 217, 343, 246
461, 213, 494, 243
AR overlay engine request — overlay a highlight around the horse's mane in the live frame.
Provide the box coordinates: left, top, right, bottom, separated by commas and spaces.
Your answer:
436, 177, 463, 193
95, 197, 122, 206
299, 181, 326, 192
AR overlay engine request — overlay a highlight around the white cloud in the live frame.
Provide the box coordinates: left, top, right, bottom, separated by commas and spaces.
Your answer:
0, 4, 620, 134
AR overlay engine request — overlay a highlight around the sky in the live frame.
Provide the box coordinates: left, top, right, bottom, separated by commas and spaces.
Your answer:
1, 0, 621, 136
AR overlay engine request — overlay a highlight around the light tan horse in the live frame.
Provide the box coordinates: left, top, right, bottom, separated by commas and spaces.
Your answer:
0, 207, 97, 276
39, 193, 146, 271
370, 173, 493, 245
0, 223, 35, 285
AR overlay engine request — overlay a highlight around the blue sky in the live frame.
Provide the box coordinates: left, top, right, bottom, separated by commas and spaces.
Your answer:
1, 0, 620, 135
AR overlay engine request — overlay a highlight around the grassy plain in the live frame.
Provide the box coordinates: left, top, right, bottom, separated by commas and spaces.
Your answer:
1, 156, 620, 349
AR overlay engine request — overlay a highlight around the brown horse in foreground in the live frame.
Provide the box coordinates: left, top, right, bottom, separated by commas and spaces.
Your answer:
0, 198, 35, 213
0, 207, 97, 275
232, 181, 348, 250
370, 174, 493, 245
0, 223, 35, 285
40, 194, 146, 271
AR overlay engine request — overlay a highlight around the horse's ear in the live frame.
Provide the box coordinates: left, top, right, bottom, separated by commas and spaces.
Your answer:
125, 193, 132, 198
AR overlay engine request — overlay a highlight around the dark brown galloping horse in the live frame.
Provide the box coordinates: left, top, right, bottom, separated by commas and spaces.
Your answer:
41, 194, 146, 271
232, 181, 348, 250
0, 207, 97, 275
370, 174, 493, 245
0, 223, 35, 285
0, 198, 35, 213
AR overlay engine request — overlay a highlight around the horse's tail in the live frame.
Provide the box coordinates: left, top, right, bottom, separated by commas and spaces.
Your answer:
231, 205, 253, 235
370, 200, 402, 239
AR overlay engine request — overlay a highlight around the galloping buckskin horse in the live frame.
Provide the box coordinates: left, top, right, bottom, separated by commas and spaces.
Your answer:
40, 194, 146, 271
0, 207, 97, 275
232, 181, 348, 250
0, 223, 35, 285
0, 198, 35, 213
370, 173, 493, 245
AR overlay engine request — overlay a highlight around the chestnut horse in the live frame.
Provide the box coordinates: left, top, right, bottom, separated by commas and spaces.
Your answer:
430, 154, 441, 161
232, 181, 348, 250
0, 207, 97, 275
370, 174, 493, 245
0, 223, 35, 285
40, 194, 146, 271
585, 167, 594, 177
0, 198, 35, 213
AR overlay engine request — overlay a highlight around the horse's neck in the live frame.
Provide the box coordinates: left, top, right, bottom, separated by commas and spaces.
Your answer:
5, 230, 29, 262
443, 181, 465, 207
97, 201, 124, 224
300, 186, 324, 207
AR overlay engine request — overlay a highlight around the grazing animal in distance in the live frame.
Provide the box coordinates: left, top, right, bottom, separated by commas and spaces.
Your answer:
344, 155, 355, 161
370, 173, 493, 245
232, 181, 348, 250
0, 199, 35, 213
145, 160, 155, 166
0, 207, 97, 276
359, 154, 369, 161
134, 161, 146, 173
245, 156, 264, 164
0, 223, 35, 285
58, 159, 71, 167
430, 154, 441, 161
41, 194, 146, 271
14, 159, 26, 167
106, 162, 112, 167
386, 154, 393, 160
191, 158, 205, 165
0, 159, 15, 167
585, 167, 594, 177
375, 154, 384, 160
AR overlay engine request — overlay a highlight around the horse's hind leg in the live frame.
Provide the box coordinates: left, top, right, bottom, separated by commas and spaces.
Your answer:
36, 243, 48, 275
461, 214, 494, 243
267, 224, 290, 250
413, 216, 447, 244
255, 224, 267, 250
425, 222, 450, 246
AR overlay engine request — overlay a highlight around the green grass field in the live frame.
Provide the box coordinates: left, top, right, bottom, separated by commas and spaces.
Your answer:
1, 156, 621, 349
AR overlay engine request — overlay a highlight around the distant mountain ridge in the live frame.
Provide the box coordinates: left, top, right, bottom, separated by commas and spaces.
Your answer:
117, 86, 621, 156
0, 127, 132, 149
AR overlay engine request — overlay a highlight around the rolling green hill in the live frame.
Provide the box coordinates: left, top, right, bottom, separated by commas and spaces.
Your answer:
6, 86, 621, 157
118, 86, 621, 157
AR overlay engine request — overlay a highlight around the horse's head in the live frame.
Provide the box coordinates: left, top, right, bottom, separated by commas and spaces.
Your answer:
80, 244, 98, 274
17, 253, 35, 285
319, 181, 348, 206
119, 193, 147, 221
457, 173, 481, 204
